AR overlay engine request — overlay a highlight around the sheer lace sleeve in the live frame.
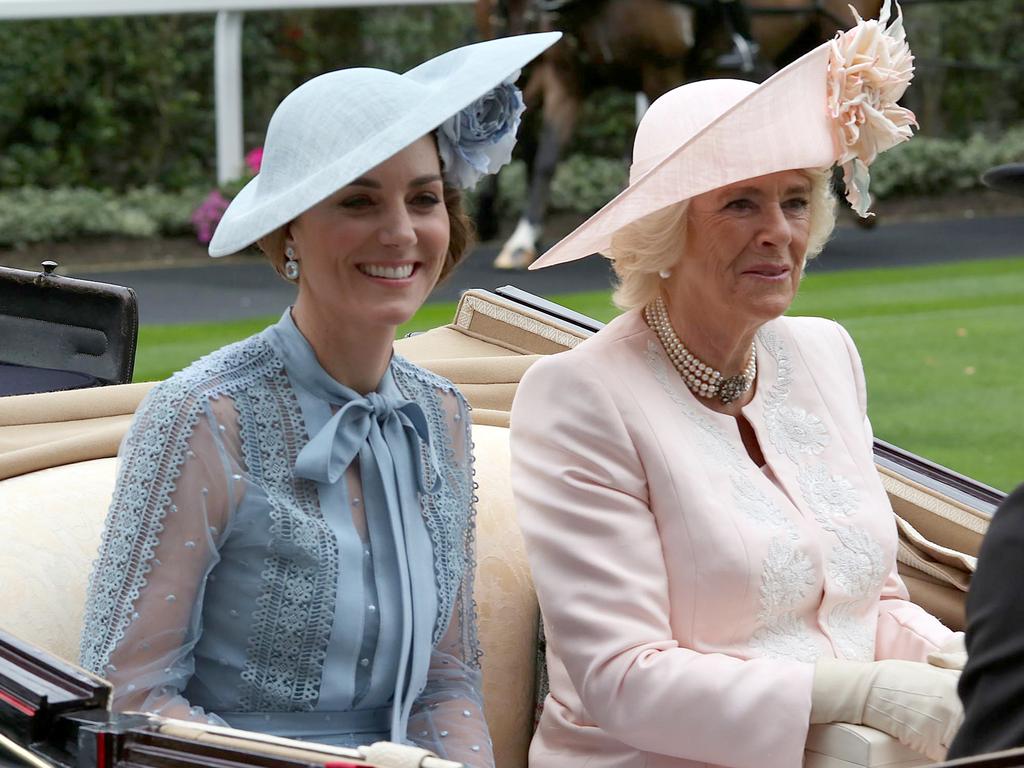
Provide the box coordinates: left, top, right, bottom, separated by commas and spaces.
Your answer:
408, 392, 493, 768
80, 386, 242, 723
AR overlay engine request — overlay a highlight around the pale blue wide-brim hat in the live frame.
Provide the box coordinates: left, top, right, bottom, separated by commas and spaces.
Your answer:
209, 31, 560, 257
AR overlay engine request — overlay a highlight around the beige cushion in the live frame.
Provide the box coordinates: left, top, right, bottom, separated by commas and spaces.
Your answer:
0, 382, 151, 480
0, 456, 114, 662
472, 425, 538, 768
804, 724, 932, 767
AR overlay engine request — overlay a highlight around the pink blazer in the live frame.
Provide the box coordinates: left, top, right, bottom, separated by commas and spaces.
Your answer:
510, 310, 953, 768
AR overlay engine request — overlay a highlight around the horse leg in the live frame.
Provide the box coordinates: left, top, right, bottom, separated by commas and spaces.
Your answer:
474, 175, 501, 242
474, 0, 494, 40
505, 0, 531, 35
494, 60, 580, 270
493, 119, 568, 269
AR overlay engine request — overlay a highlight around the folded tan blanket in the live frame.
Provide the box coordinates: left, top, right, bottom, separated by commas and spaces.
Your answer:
0, 383, 154, 480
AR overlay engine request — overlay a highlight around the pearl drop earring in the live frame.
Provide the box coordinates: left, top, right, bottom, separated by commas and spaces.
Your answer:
284, 245, 300, 281
658, 268, 672, 279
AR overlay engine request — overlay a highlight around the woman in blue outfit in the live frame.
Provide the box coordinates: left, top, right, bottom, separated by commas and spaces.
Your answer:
79, 33, 559, 768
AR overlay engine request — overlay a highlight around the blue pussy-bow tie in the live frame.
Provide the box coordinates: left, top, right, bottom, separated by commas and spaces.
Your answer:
293, 391, 441, 492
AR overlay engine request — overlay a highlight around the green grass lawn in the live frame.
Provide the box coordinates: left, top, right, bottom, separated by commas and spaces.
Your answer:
135, 256, 1024, 491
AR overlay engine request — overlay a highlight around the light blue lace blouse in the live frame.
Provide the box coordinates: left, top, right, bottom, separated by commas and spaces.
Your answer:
80, 310, 492, 768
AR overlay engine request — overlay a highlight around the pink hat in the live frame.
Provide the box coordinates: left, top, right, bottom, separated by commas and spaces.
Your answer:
530, 0, 915, 270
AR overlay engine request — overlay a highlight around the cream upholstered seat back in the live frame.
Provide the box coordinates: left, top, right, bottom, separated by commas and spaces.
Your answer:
463, 425, 538, 768
0, 457, 113, 662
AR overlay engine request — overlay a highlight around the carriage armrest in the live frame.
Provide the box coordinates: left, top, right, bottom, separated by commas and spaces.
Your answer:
804, 724, 931, 767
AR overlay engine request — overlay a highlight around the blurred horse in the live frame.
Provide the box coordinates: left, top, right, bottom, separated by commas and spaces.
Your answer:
478, 0, 883, 269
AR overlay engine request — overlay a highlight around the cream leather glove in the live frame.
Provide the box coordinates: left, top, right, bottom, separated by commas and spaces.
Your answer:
927, 631, 967, 671
810, 658, 963, 762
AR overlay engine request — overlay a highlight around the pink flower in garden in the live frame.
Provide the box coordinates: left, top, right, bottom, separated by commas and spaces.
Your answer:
191, 189, 230, 245
245, 146, 264, 174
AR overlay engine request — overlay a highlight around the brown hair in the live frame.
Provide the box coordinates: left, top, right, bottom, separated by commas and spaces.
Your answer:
438, 184, 475, 285
257, 184, 474, 285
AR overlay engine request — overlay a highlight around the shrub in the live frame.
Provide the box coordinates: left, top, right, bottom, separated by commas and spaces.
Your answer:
0, 123, 1019, 247
0, 186, 204, 246
0, 17, 216, 191
0, 7, 474, 192
486, 154, 629, 220
191, 191, 232, 245
550, 155, 629, 214
871, 125, 1024, 198
902, 0, 1024, 138
493, 160, 527, 217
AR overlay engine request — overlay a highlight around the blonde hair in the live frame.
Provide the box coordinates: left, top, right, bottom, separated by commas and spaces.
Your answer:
610, 168, 837, 311
609, 201, 691, 311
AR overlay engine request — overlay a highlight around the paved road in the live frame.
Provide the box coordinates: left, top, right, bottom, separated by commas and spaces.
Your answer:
87, 214, 1024, 325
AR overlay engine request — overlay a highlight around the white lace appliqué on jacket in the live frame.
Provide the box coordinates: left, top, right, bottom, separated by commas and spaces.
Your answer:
646, 342, 820, 663
759, 327, 885, 661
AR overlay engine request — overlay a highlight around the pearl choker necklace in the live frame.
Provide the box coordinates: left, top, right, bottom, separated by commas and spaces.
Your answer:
644, 296, 756, 405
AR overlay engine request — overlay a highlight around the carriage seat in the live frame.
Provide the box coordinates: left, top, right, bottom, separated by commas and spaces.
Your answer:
0, 290, 983, 768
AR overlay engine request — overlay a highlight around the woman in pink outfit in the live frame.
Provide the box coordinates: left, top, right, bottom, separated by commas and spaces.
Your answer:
510, 3, 966, 767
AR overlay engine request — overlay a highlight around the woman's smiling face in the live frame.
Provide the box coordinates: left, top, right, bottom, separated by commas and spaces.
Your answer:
287, 135, 450, 331
668, 169, 813, 327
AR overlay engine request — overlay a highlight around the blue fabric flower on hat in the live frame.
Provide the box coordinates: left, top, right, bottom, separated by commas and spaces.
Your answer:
437, 73, 526, 189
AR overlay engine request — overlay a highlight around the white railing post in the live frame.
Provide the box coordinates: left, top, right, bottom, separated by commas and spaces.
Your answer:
215, 9, 245, 185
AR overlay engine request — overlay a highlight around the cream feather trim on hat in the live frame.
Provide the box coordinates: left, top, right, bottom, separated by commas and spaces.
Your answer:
828, 0, 917, 216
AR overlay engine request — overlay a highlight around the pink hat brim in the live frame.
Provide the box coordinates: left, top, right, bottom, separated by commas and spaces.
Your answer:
530, 43, 840, 270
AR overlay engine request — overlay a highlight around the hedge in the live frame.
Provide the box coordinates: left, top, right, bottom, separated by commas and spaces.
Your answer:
0, 8, 474, 192
0, 186, 204, 245
1, 126, 1020, 247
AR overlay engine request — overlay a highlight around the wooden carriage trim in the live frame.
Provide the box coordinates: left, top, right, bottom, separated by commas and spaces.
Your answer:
454, 292, 587, 351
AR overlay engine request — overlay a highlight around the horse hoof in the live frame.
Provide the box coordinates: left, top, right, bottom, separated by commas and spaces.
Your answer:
493, 247, 537, 270
856, 214, 880, 230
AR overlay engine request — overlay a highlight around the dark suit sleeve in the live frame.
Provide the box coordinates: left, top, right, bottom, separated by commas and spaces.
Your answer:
948, 482, 1024, 758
